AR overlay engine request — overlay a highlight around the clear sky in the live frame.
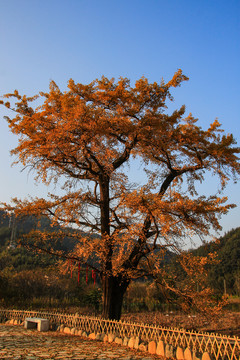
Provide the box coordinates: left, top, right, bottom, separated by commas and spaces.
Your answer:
0, 0, 239, 241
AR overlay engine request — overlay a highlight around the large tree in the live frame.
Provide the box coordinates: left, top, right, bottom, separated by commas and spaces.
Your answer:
1, 70, 240, 319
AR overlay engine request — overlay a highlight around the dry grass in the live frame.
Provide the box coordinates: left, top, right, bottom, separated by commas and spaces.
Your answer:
121, 311, 240, 337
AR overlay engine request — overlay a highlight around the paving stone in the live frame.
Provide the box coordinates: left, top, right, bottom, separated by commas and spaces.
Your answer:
184, 347, 193, 360
138, 343, 147, 352
156, 340, 165, 356
176, 346, 184, 359
0, 324, 158, 359
202, 352, 211, 360
103, 334, 109, 342
108, 333, 115, 343
134, 336, 139, 349
71, 327, 77, 334
128, 336, 135, 348
64, 326, 71, 334
89, 332, 96, 339
114, 336, 123, 345
148, 340, 156, 354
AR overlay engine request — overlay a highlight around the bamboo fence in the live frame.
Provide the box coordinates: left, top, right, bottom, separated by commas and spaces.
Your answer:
0, 309, 239, 360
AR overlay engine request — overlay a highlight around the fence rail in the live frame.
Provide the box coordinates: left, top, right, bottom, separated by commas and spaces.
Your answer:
0, 309, 239, 360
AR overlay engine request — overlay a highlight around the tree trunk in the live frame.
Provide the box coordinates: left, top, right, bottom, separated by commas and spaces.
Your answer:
99, 176, 129, 320
102, 275, 129, 320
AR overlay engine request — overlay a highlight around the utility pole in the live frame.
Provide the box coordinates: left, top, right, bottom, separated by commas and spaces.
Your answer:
223, 278, 227, 296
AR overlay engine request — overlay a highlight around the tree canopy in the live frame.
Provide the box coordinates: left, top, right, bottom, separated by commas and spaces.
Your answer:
1, 70, 240, 319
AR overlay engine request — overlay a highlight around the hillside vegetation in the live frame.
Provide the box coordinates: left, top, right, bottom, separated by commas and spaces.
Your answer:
192, 228, 240, 296
0, 211, 240, 313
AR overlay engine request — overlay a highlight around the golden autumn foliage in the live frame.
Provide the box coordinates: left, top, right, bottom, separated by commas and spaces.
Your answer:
1, 70, 240, 319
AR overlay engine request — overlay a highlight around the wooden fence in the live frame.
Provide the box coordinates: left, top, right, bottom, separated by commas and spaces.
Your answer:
0, 309, 239, 360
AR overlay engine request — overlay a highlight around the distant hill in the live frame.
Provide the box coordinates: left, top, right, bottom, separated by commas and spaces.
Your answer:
0, 210, 79, 272
192, 228, 240, 295
0, 210, 79, 251
1, 210, 240, 295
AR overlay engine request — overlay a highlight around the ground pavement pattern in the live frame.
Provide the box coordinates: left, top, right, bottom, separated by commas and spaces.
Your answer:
0, 324, 159, 360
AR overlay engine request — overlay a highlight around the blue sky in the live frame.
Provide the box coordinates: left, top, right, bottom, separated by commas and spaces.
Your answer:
0, 0, 239, 241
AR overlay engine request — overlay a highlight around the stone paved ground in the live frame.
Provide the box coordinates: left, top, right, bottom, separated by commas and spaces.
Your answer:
0, 324, 159, 360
